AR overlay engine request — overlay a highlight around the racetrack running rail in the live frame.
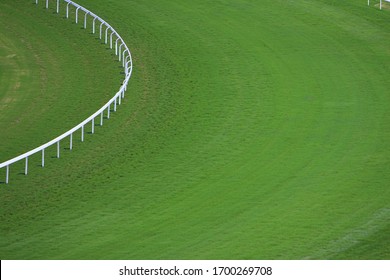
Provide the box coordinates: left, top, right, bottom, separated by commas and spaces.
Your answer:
0, 0, 133, 184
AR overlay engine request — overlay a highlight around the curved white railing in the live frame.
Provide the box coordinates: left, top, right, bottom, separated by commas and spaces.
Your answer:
0, 0, 133, 184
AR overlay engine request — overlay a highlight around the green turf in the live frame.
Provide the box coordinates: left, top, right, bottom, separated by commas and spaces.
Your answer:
0, 0, 389, 259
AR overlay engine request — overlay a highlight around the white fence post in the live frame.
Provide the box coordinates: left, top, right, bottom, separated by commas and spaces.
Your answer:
46, 0, 48, 9
66, 2, 71, 18
122, 50, 127, 66
57, 141, 60, 158
42, 149, 45, 167
6, 165, 9, 184
110, 32, 114, 49
105, 27, 109, 44
126, 60, 131, 76
93, 17, 97, 33
91, 118, 95, 134
118, 44, 123, 61
57, 0, 60, 13
81, 125, 84, 142
70, 133, 73, 150
84, 12, 89, 29
100, 111, 104, 126
76, 7, 81, 24
115, 38, 120, 55
99, 22, 104, 39
107, 104, 110, 119
25, 157, 28, 175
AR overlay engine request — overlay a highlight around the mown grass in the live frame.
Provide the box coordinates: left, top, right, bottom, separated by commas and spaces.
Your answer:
0, 0, 389, 259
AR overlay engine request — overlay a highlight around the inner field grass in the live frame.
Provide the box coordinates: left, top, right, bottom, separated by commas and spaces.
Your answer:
0, 0, 389, 259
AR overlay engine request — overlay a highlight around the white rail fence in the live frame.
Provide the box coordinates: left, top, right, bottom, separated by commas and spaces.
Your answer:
0, 0, 133, 184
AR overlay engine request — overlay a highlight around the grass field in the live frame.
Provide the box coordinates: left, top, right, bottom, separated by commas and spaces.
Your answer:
0, 0, 389, 259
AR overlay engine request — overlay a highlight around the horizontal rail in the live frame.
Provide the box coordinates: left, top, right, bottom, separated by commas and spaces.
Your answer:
0, 0, 133, 183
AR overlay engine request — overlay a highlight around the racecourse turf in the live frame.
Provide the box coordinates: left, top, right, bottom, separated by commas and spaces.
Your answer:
0, 0, 389, 259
